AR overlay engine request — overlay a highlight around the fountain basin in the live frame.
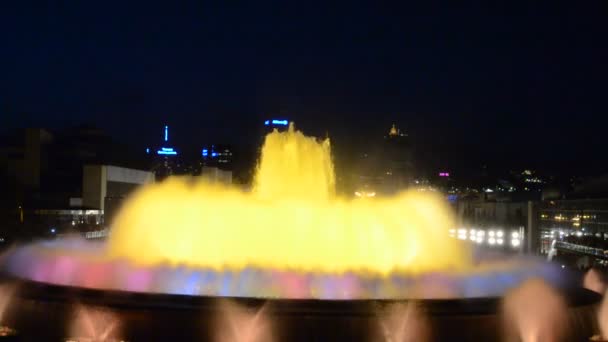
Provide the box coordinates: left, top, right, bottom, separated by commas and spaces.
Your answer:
0, 241, 601, 340
0, 277, 599, 341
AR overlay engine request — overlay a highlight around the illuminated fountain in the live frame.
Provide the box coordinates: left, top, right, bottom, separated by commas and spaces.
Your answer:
0, 124, 601, 340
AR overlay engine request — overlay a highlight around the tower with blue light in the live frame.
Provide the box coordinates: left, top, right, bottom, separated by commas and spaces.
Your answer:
264, 119, 289, 127
263, 118, 290, 134
146, 125, 178, 156
145, 125, 182, 180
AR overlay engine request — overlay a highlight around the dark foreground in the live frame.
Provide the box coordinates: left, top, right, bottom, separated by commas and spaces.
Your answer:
0, 278, 601, 341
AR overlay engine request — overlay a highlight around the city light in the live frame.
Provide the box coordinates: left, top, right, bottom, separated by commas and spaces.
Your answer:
265, 119, 289, 126
50, 228, 56, 234
157, 150, 177, 155
161, 147, 174, 152
457, 228, 467, 240
439, 172, 450, 177
146, 148, 150, 154
448, 227, 525, 248
202, 149, 208, 156
164, 125, 168, 141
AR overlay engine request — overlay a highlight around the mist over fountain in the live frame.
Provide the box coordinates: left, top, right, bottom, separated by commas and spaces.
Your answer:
108, 124, 469, 276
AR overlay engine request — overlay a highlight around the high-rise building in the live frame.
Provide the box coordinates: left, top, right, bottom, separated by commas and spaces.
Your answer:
0, 126, 148, 241
145, 125, 182, 180
351, 124, 414, 197
263, 119, 289, 133
379, 124, 413, 194
201, 144, 233, 170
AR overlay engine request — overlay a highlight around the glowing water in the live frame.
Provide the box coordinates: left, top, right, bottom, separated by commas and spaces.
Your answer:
107, 125, 469, 275
214, 301, 273, 342
68, 305, 121, 342
377, 302, 428, 342
502, 279, 568, 342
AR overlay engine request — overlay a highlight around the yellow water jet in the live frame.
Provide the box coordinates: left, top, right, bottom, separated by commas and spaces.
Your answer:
107, 125, 470, 275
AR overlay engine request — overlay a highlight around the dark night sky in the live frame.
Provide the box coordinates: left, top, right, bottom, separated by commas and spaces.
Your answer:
1, 1, 607, 176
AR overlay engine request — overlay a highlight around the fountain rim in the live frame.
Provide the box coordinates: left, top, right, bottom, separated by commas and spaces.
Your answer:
3, 276, 601, 317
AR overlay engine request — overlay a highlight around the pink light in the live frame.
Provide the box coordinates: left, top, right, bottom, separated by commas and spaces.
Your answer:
439, 172, 450, 177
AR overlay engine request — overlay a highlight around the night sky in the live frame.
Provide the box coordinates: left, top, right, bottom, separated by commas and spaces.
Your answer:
1, 2, 607, 176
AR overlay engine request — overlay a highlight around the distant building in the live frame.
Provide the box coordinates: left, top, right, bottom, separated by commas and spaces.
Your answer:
201, 144, 233, 170
0, 128, 53, 189
350, 124, 415, 197
0, 126, 146, 241
14, 164, 154, 240
539, 198, 608, 253
83, 164, 154, 224
381, 124, 413, 192
263, 118, 289, 133
145, 125, 183, 180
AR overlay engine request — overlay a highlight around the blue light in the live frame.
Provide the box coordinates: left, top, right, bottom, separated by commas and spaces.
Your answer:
164, 125, 168, 142
212, 152, 218, 157
272, 119, 288, 126
146, 148, 150, 154
161, 147, 174, 152
264, 120, 270, 125
157, 150, 177, 155
202, 148, 208, 157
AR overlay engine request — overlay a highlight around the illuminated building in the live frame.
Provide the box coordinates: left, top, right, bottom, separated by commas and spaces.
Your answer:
539, 199, 608, 257
146, 125, 182, 180
201, 145, 232, 166
83, 164, 155, 225
198, 144, 233, 174
350, 124, 414, 197
263, 118, 290, 133
380, 124, 413, 194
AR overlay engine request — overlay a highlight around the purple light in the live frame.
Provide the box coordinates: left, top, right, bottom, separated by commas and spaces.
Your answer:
439, 172, 450, 177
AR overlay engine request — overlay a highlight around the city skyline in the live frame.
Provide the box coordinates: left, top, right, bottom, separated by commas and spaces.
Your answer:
2, 2, 608, 175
